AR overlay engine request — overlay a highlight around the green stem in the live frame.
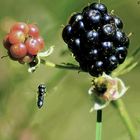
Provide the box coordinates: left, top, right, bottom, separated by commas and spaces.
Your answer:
112, 99, 137, 140
96, 110, 102, 140
41, 59, 81, 71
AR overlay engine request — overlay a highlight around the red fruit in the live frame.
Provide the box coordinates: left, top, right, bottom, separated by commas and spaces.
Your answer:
28, 24, 39, 37
36, 36, 45, 50
9, 31, 25, 44
25, 38, 40, 55
10, 43, 27, 58
8, 50, 18, 61
18, 54, 34, 64
10, 22, 29, 34
3, 34, 11, 50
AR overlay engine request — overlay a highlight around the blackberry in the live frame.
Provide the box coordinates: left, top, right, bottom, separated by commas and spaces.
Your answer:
90, 3, 107, 14
101, 41, 115, 56
62, 2, 129, 77
68, 38, 81, 53
87, 48, 99, 61
113, 30, 127, 45
103, 14, 113, 24
102, 24, 115, 37
82, 6, 90, 14
69, 13, 83, 25
116, 46, 127, 64
72, 20, 85, 35
62, 25, 73, 43
83, 9, 102, 29
113, 16, 123, 29
85, 30, 99, 44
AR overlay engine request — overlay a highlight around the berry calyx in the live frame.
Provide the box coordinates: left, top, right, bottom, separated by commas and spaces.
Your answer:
18, 54, 34, 64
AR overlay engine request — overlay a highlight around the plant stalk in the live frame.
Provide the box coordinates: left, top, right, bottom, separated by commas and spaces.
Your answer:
41, 60, 81, 71
96, 110, 102, 140
112, 99, 137, 140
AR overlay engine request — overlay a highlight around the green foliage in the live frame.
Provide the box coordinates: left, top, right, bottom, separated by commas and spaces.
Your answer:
0, 0, 140, 140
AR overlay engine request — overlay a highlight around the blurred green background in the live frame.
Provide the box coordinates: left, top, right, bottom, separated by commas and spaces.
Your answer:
0, 0, 140, 140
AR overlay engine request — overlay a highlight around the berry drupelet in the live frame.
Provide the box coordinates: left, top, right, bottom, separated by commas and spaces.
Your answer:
62, 2, 129, 77
3, 22, 45, 64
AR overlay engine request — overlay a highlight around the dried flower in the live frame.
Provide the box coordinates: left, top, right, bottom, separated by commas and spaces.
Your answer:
28, 46, 54, 73
88, 73, 128, 111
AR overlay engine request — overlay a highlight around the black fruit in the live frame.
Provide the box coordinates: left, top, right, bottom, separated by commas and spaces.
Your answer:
113, 16, 123, 29
62, 25, 73, 43
90, 3, 107, 14
69, 13, 83, 25
83, 9, 102, 29
62, 2, 129, 77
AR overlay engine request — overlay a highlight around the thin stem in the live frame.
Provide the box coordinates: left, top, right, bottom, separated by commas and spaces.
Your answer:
112, 99, 137, 140
1, 55, 8, 59
41, 59, 81, 71
96, 110, 102, 140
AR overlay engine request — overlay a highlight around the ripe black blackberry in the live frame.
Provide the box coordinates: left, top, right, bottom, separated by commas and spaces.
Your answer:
62, 2, 129, 77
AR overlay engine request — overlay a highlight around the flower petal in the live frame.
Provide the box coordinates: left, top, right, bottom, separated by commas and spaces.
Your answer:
38, 46, 54, 57
88, 73, 128, 111
90, 100, 110, 112
111, 78, 128, 100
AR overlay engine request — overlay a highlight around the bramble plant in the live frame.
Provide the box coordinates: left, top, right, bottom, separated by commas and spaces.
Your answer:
2, 1, 140, 140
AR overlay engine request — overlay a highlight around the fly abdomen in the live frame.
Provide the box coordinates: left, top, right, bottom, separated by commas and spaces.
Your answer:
37, 95, 44, 108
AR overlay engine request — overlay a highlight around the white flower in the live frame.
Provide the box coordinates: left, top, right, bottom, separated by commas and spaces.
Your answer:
88, 73, 128, 111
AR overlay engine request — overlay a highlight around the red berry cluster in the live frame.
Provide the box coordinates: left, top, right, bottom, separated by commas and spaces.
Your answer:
3, 22, 45, 64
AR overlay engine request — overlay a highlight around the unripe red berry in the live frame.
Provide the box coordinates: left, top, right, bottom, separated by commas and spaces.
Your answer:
3, 34, 11, 50
36, 36, 45, 50
28, 24, 39, 37
8, 50, 18, 61
10, 22, 29, 34
9, 31, 25, 44
25, 38, 40, 55
3, 22, 45, 64
10, 43, 27, 58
